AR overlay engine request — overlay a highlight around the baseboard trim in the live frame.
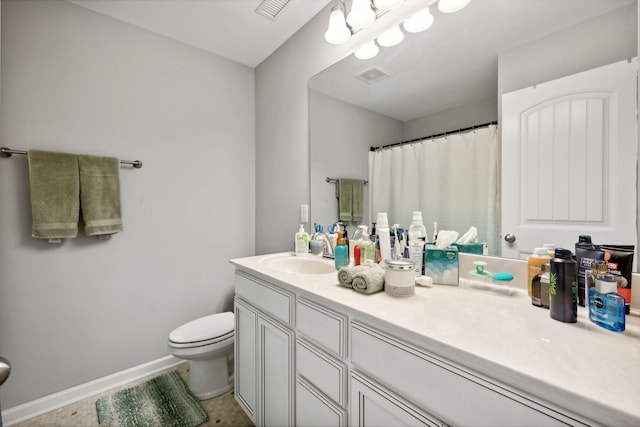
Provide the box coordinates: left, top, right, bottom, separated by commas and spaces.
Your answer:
2, 355, 184, 426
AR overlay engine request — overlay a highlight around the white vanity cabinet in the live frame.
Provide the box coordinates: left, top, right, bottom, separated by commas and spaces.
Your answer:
234, 271, 295, 426
231, 254, 639, 427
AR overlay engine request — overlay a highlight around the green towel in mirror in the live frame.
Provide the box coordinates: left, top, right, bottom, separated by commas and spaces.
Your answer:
336, 178, 364, 222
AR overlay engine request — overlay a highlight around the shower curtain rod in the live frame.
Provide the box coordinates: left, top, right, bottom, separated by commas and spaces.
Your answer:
0, 147, 143, 168
370, 121, 498, 152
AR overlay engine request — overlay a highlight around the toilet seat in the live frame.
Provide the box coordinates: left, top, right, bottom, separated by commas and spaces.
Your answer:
168, 312, 234, 349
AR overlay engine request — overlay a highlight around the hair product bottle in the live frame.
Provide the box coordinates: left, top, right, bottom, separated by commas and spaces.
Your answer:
549, 248, 577, 323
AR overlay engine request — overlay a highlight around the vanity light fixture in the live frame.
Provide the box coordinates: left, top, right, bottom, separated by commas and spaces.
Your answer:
324, 0, 351, 45
403, 6, 434, 33
377, 24, 404, 47
373, 0, 404, 12
354, 40, 380, 60
347, 0, 377, 29
437, 0, 471, 13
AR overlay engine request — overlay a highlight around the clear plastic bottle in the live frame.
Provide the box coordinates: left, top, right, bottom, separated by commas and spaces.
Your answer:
361, 229, 375, 264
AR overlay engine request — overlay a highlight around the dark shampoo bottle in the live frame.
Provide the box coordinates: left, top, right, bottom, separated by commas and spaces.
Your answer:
550, 248, 578, 323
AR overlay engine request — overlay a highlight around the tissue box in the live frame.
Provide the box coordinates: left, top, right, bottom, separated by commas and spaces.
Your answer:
424, 245, 459, 285
452, 242, 485, 255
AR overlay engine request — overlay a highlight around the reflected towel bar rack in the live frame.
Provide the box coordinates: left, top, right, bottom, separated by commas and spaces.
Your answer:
326, 177, 368, 184
0, 147, 143, 168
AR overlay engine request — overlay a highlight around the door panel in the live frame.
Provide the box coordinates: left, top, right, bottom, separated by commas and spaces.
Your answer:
502, 58, 638, 258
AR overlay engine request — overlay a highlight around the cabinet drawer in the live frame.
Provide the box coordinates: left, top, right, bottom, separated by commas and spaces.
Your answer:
296, 297, 346, 357
296, 339, 346, 407
296, 377, 347, 427
351, 322, 583, 427
235, 271, 293, 326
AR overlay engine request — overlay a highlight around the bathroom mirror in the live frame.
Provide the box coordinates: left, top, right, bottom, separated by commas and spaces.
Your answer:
309, 0, 638, 264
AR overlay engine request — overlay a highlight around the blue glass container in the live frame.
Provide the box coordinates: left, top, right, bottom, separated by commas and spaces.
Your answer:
588, 274, 625, 332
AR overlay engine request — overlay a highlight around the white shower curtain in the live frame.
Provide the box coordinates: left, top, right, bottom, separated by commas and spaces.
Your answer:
368, 125, 499, 254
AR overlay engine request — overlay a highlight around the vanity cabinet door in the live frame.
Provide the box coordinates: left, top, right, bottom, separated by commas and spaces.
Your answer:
234, 297, 257, 423
258, 313, 295, 427
296, 377, 347, 427
350, 371, 444, 427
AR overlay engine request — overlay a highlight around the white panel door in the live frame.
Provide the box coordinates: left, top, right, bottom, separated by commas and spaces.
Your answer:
502, 58, 637, 259
258, 314, 294, 427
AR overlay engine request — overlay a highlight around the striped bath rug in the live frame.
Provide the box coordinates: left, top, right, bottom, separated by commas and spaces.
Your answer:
96, 370, 208, 427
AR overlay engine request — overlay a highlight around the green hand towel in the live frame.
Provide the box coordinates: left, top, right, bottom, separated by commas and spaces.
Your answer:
352, 179, 364, 222
28, 150, 80, 239
336, 179, 353, 222
337, 264, 373, 288
79, 155, 122, 236
352, 265, 385, 294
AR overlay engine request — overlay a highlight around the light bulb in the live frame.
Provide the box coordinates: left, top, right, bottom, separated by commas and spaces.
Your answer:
437, 0, 471, 13
377, 25, 404, 47
347, 0, 376, 29
324, 6, 351, 45
373, 0, 404, 11
403, 7, 434, 33
354, 41, 379, 60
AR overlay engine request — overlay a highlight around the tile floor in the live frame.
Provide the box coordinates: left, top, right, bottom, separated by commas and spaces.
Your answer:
12, 362, 254, 427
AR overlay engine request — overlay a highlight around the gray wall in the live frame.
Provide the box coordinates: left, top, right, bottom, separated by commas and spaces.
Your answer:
0, 0, 255, 408
309, 90, 402, 230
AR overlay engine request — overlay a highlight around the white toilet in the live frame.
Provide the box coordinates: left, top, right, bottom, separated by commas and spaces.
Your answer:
167, 311, 234, 400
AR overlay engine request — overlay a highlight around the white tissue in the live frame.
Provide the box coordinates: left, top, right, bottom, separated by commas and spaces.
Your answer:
435, 230, 459, 249
457, 226, 477, 244
415, 276, 433, 287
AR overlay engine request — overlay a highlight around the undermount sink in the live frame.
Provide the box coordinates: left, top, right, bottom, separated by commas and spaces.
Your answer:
259, 254, 335, 275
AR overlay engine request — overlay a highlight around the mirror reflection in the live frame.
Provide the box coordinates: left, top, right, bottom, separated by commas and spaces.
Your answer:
309, 0, 637, 262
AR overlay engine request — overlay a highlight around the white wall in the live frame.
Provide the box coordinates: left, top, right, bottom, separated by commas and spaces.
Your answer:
0, 0, 254, 409
402, 97, 497, 141
497, 3, 637, 107
310, 90, 402, 230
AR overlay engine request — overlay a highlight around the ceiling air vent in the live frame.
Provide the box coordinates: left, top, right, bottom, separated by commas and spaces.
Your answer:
356, 67, 389, 84
255, 0, 291, 20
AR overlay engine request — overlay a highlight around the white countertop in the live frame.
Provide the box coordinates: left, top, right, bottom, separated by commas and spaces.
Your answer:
231, 252, 640, 426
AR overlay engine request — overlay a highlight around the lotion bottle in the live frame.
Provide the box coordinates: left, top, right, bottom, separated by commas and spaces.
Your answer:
334, 231, 348, 270
294, 224, 309, 256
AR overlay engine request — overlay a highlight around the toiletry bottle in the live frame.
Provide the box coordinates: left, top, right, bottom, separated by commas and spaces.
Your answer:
531, 273, 542, 307
540, 263, 550, 309
376, 213, 392, 263
351, 225, 367, 264
294, 224, 309, 256
334, 231, 348, 270
549, 248, 578, 323
354, 245, 361, 266
408, 211, 427, 275
361, 229, 375, 264
588, 270, 625, 332
527, 247, 550, 297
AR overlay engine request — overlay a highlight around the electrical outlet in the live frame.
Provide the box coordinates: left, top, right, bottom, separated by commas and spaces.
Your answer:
300, 204, 309, 223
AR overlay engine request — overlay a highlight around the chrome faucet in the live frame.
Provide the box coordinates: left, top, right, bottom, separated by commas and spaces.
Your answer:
311, 231, 334, 258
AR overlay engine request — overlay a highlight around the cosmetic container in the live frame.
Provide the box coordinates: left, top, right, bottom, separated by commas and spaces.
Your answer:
549, 248, 577, 323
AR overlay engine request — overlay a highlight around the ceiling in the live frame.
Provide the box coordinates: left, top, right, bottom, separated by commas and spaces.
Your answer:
310, 0, 637, 121
68, 0, 331, 67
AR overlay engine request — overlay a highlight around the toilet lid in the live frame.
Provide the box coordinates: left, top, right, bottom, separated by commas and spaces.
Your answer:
169, 312, 234, 344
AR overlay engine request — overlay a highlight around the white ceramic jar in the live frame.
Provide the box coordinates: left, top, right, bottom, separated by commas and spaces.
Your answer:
384, 258, 415, 297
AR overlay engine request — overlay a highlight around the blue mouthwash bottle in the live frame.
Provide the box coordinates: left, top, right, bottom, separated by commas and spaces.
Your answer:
588, 271, 625, 333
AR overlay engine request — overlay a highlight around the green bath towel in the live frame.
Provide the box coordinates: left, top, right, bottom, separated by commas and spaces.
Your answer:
28, 150, 80, 239
336, 178, 364, 222
352, 265, 385, 294
79, 155, 122, 236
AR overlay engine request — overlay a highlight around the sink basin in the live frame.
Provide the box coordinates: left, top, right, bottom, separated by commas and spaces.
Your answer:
260, 254, 335, 275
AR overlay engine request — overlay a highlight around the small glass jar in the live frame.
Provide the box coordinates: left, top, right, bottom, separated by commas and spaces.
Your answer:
384, 258, 415, 297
